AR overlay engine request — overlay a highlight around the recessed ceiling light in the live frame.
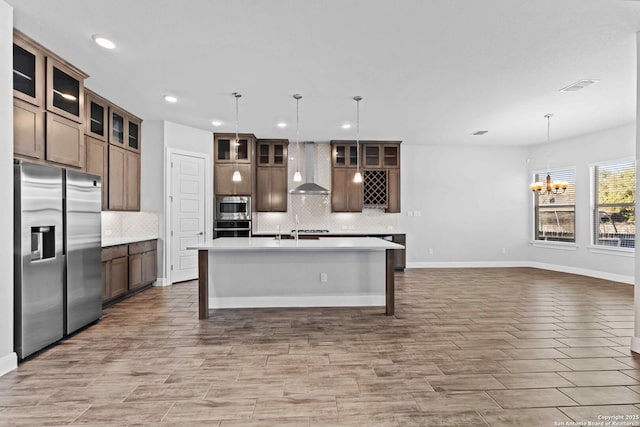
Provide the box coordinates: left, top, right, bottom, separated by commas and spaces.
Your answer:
341, 123, 352, 129
472, 130, 488, 135
163, 95, 178, 103
277, 122, 287, 128
211, 120, 223, 127
92, 34, 117, 50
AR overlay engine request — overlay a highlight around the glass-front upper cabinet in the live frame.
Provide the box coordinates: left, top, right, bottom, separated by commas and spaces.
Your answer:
332, 142, 358, 168
13, 32, 44, 106
257, 140, 287, 166
46, 57, 86, 123
84, 90, 108, 141
364, 145, 381, 168
214, 134, 254, 163
109, 107, 125, 146
127, 117, 141, 152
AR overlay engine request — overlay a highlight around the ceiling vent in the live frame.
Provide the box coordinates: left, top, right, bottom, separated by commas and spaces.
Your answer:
559, 79, 599, 93
472, 130, 488, 135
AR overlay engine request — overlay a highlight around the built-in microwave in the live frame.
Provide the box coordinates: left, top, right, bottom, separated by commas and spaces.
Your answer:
216, 196, 251, 220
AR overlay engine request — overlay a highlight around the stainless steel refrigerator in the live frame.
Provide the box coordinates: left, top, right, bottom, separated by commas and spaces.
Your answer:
14, 161, 102, 360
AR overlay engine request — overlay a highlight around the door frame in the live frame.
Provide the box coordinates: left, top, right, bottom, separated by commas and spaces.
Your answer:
165, 148, 212, 285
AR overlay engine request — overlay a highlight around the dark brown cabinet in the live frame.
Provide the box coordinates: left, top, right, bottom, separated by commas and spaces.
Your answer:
102, 240, 157, 304
331, 168, 363, 212
45, 112, 83, 168
85, 136, 108, 209
214, 133, 255, 196
331, 141, 401, 213
102, 244, 129, 302
108, 145, 140, 211
256, 139, 288, 212
331, 142, 363, 212
128, 240, 157, 291
215, 133, 254, 163
13, 99, 44, 160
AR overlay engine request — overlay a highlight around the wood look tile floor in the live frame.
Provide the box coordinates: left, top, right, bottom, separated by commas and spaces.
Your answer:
2, 267, 640, 426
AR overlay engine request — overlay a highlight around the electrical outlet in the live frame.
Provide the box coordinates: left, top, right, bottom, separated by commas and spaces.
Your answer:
501, 247, 506, 254
320, 273, 328, 282
428, 248, 434, 255
414, 211, 422, 217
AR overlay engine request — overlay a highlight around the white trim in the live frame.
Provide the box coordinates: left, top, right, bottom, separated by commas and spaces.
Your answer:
407, 261, 527, 269
406, 261, 633, 285
531, 241, 578, 250
631, 336, 640, 355
209, 295, 385, 309
588, 246, 635, 257
526, 261, 633, 284
0, 352, 17, 377
152, 277, 170, 287
165, 148, 212, 285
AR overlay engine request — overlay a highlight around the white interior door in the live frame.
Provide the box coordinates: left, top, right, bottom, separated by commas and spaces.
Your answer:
170, 152, 206, 283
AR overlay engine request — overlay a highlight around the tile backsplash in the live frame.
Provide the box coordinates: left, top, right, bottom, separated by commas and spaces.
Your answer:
253, 143, 399, 233
102, 211, 159, 239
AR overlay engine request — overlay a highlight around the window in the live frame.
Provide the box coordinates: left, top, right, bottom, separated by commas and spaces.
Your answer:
593, 159, 635, 248
533, 168, 576, 242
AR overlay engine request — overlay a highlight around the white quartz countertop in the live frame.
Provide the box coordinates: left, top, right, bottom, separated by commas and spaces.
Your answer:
252, 230, 405, 236
102, 236, 158, 247
190, 237, 404, 252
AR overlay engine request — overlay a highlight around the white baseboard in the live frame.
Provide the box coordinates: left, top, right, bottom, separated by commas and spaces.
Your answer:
209, 295, 385, 309
152, 277, 170, 287
527, 262, 633, 285
406, 261, 633, 285
0, 352, 17, 377
407, 261, 527, 269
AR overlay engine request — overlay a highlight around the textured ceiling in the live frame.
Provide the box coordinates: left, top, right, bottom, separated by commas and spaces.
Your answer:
6, 0, 640, 146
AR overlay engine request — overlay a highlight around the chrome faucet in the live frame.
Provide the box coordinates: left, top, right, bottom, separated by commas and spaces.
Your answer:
294, 214, 299, 242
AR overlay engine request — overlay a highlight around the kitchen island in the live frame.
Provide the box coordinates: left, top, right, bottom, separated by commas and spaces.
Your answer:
192, 237, 404, 318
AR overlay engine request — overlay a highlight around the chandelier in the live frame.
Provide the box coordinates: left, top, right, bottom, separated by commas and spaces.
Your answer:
353, 96, 363, 183
232, 92, 242, 182
529, 114, 567, 194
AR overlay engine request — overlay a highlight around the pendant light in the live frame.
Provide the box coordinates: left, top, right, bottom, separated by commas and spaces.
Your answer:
293, 94, 302, 182
529, 114, 567, 194
353, 96, 363, 183
232, 92, 242, 182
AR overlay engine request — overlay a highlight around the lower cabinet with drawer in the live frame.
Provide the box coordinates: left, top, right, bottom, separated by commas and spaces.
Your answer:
102, 239, 157, 305
101, 244, 129, 302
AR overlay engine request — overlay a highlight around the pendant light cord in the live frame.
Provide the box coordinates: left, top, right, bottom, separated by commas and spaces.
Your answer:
355, 96, 362, 173
295, 94, 301, 175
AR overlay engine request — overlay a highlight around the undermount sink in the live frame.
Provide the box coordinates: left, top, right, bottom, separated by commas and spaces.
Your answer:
277, 235, 320, 240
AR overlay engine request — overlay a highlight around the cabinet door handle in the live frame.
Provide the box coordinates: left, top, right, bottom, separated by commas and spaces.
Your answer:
197, 232, 203, 235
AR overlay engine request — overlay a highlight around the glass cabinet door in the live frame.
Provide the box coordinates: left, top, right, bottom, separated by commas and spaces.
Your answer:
46, 57, 85, 123
335, 145, 346, 166
383, 145, 399, 167
217, 138, 231, 161
13, 35, 44, 106
258, 143, 270, 165
128, 119, 140, 151
349, 145, 358, 167
364, 145, 381, 167
110, 110, 125, 145
13, 44, 37, 99
51, 67, 80, 117
89, 101, 105, 137
236, 139, 249, 161
273, 144, 285, 165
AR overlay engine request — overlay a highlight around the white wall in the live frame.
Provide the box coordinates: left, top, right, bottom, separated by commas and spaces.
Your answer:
400, 144, 530, 266
140, 120, 213, 283
528, 123, 635, 283
0, 0, 16, 375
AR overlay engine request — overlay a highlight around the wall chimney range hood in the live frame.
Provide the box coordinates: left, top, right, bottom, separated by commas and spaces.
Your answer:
289, 142, 330, 195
